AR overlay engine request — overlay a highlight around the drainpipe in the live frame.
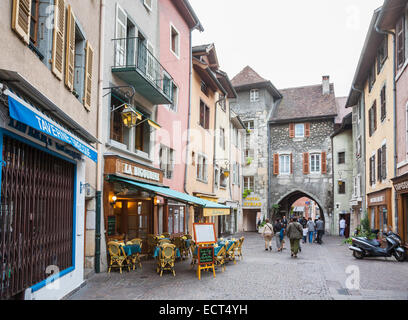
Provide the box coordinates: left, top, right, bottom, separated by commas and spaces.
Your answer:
95, 0, 105, 274
184, 22, 202, 232
375, 19, 398, 233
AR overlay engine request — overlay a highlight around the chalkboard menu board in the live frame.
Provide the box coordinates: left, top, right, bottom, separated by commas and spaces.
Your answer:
198, 247, 214, 265
107, 216, 116, 236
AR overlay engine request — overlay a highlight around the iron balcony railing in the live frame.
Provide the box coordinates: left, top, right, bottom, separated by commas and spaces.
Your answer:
112, 37, 174, 102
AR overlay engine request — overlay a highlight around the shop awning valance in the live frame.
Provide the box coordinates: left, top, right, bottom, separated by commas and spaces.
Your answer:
109, 175, 231, 211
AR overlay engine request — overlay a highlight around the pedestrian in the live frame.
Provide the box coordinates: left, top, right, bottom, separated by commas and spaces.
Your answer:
302, 225, 308, 244
274, 219, 283, 252
282, 216, 288, 229
257, 219, 261, 231
306, 218, 315, 243
286, 217, 303, 258
313, 218, 318, 242
316, 217, 325, 244
339, 217, 346, 237
262, 219, 274, 251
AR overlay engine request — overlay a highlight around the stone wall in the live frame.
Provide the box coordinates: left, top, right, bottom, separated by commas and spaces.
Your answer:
268, 119, 335, 233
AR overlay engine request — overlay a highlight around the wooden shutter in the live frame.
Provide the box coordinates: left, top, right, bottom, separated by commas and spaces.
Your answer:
382, 145, 387, 180
65, 5, 75, 91
321, 152, 327, 174
12, 0, 32, 44
52, 0, 66, 80
373, 101, 377, 131
305, 123, 310, 137
303, 153, 309, 174
289, 123, 295, 138
84, 40, 94, 110
273, 154, 279, 175
290, 153, 293, 174
377, 148, 382, 182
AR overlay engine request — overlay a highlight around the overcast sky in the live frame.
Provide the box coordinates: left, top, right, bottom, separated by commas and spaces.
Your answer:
189, 0, 384, 97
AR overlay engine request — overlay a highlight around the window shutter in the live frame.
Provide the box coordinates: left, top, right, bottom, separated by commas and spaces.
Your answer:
321, 152, 327, 174
303, 153, 309, 174
382, 145, 387, 180
290, 153, 293, 174
83, 40, 94, 110
52, 0, 66, 80
305, 123, 310, 137
373, 102, 377, 131
289, 123, 295, 138
273, 154, 279, 175
65, 5, 75, 91
377, 148, 382, 182
12, 0, 32, 44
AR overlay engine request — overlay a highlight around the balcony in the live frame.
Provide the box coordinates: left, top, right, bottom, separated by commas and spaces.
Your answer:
112, 37, 173, 105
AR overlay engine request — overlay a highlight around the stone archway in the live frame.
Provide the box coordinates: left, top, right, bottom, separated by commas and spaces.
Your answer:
274, 189, 329, 225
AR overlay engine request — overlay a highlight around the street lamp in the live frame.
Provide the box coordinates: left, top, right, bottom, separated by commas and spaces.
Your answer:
121, 104, 142, 128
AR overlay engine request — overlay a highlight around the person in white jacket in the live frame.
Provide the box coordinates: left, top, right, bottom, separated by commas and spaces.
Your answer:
262, 219, 274, 251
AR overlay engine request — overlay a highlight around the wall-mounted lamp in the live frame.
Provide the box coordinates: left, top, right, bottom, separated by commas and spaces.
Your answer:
121, 105, 142, 128
111, 195, 117, 206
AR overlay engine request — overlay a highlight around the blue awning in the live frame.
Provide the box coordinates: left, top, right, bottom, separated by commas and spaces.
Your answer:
6, 92, 97, 162
109, 175, 230, 209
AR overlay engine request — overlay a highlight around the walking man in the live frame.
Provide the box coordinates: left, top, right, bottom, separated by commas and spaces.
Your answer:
316, 217, 325, 244
306, 218, 315, 243
339, 217, 346, 237
274, 219, 283, 252
286, 218, 303, 258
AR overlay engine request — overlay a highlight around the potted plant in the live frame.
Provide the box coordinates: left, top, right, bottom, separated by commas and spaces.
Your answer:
243, 189, 252, 199
246, 157, 253, 166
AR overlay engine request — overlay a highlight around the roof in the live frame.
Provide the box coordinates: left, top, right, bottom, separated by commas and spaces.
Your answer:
231, 66, 282, 99
378, 0, 407, 30
335, 97, 349, 124
345, 8, 383, 108
173, 0, 204, 32
231, 66, 267, 87
270, 83, 337, 123
192, 44, 219, 68
331, 112, 353, 138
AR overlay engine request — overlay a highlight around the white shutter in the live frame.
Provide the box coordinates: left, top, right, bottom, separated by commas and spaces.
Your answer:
115, 4, 127, 67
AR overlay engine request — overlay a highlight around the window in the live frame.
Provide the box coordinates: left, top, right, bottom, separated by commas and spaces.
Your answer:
115, 4, 128, 67
279, 155, 291, 174
250, 89, 260, 102
197, 154, 208, 182
220, 128, 225, 149
214, 167, 219, 189
199, 100, 210, 129
338, 152, 345, 164
338, 181, 346, 194
160, 146, 175, 179
368, 64, 376, 92
29, 0, 40, 46
73, 24, 86, 103
377, 145, 387, 182
377, 35, 388, 73
356, 136, 362, 158
369, 101, 377, 136
243, 176, 255, 191
310, 154, 321, 174
397, 16, 405, 69
380, 85, 386, 121
353, 175, 361, 198
168, 206, 185, 235
201, 81, 209, 96
110, 95, 130, 146
169, 82, 178, 111
170, 25, 180, 57
295, 124, 305, 138
244, 121, 255, 131
370, 155, 376, 186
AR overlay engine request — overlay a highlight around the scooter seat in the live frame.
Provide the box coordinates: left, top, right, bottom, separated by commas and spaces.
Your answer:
365, 239, 381, 247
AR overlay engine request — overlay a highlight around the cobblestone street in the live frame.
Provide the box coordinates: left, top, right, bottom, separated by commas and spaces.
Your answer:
69, 233, 408, 300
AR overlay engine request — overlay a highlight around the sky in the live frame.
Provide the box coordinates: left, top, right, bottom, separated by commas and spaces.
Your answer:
189, 0, 384, 97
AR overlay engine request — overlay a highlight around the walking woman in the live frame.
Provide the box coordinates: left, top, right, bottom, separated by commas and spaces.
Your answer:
286, 217, 303, 258
262, 219, 274, 251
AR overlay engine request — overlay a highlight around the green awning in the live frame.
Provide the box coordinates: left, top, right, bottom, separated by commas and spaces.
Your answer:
108, 175, 230, 209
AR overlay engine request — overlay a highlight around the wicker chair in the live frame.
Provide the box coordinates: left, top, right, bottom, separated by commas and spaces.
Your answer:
158, 239, 171, 246
126, 238, 143, 270
234, 237, 245, 261
161, 232, 171, 239
107, 241, 130, 274
156, 243, 177, 277
214, 246, 227, 272
147, 234, 157, 254
225, 241, 237, 265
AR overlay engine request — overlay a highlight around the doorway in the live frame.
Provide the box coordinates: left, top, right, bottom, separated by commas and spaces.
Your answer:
243, 209, 258, 232
339, 213, 351, 238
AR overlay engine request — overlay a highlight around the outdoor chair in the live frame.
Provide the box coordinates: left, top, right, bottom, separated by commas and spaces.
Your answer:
161, 232, 171, 238
107, 241, 131, 274
214, 245, 227, 272
225, 241, 237, 265
127, 238, 143, 270
156, 243, 177, 277
147, 234, 157, 254
158, 239, 171, 246
173, 237, 187, 259
234, 237, 245, 261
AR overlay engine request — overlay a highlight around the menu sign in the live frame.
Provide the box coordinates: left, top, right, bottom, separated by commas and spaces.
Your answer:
198, 247, 215, 265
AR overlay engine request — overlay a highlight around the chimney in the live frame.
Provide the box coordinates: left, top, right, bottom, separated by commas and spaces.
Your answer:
322, 76, 330, 95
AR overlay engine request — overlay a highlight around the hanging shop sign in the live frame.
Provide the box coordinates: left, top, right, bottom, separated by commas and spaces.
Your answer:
203, 208, 230, 217
243, 196, 263, 208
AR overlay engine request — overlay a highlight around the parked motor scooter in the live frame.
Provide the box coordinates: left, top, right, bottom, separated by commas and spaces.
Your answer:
349, 230, 406, 262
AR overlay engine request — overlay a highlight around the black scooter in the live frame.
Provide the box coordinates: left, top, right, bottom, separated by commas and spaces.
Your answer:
349, 230, 406, 262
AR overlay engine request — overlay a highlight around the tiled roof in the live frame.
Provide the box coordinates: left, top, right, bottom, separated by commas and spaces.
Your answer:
231, 66, 267, 87
271, 84, 337, 122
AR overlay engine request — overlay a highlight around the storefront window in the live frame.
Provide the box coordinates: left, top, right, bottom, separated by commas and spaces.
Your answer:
381, 207, 388, 232
370, 208, 375, 229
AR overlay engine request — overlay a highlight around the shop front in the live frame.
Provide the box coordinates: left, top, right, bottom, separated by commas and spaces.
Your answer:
367, 188, 393, 234
103, 155, 231, 251
392, 174, 408, 248
0, 82, 97, 300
